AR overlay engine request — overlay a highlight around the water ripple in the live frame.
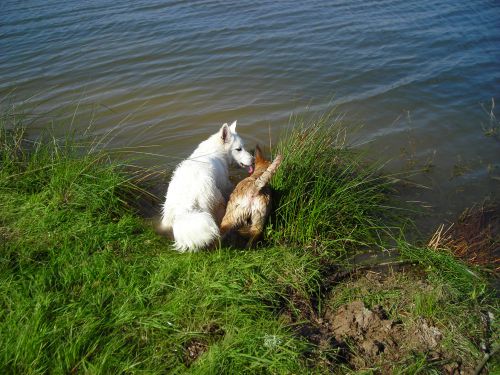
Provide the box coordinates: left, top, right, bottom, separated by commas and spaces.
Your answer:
1, 0, 499, 219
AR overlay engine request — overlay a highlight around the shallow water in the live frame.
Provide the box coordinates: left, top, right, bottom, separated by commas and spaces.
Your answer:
1, 0, 499, 231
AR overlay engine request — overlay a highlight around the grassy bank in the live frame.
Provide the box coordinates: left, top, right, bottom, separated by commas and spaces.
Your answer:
0, 110, 497, 374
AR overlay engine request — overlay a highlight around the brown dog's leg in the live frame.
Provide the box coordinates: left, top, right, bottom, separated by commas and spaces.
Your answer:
246, 217, 265, 249
215, 203, 226, 227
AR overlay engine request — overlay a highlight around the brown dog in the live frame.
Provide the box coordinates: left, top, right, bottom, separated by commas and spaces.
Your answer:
220, 145, 283, 247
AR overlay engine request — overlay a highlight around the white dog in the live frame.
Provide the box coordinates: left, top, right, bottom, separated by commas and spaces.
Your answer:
161, 121, 254, 252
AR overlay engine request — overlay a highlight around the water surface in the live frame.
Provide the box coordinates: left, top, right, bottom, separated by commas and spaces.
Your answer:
1, 0, 499, 229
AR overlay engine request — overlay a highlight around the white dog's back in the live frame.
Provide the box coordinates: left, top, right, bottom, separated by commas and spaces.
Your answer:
161, 121, 253, 252
161, 149, 226, 252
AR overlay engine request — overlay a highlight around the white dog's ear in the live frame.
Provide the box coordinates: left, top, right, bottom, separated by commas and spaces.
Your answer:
220, 123, 231, 143
229, 120, 237, 133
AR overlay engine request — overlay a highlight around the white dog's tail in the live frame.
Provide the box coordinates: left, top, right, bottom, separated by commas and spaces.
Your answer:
172, 211, 219, 252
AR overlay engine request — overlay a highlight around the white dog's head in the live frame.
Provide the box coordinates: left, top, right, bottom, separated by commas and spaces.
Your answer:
220, 121, 254, 173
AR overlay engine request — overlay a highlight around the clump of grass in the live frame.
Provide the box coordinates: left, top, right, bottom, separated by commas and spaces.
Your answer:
267, 112, 394, 250
398, 241, 487, 300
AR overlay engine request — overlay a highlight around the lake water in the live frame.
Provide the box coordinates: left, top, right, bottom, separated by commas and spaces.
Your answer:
1, 0, 499, 231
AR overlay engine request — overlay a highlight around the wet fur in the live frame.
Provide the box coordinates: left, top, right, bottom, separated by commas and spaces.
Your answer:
220, 145, 282, 248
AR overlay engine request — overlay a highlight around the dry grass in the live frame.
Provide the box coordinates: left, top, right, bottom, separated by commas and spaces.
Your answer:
428, 203, 500, 271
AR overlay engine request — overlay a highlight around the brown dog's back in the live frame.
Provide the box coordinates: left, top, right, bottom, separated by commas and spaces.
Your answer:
220, 145, 282, 247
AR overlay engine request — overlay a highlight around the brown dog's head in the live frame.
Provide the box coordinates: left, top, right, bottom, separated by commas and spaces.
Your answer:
253, 145, 271, 175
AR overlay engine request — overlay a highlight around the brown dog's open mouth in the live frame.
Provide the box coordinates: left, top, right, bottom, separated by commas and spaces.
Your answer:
239, 163, 254, 174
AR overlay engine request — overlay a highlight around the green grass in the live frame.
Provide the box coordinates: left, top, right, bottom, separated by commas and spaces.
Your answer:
398, 240, 487, 300
267, 112, 394, 251
0, 108, 497, 374
0, 112, 325, 373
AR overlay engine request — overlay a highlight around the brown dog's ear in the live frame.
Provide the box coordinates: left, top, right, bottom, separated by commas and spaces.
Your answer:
254, 145, 264, 162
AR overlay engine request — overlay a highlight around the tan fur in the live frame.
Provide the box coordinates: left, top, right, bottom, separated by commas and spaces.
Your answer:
220, 145, 283, 248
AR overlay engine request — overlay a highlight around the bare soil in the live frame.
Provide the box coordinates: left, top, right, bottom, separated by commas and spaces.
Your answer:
281, 270, 483, 373
324, 301, 463, 373
182, 322, 225, 366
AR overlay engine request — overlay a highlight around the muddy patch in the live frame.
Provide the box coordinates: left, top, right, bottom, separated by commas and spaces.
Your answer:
281, 269, 484, 373
183, 339, 208, 366
182, 322, 225, 367
324, 301, 443, 370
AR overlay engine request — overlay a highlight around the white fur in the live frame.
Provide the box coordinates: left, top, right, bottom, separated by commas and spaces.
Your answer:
161, 121, 253, 252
